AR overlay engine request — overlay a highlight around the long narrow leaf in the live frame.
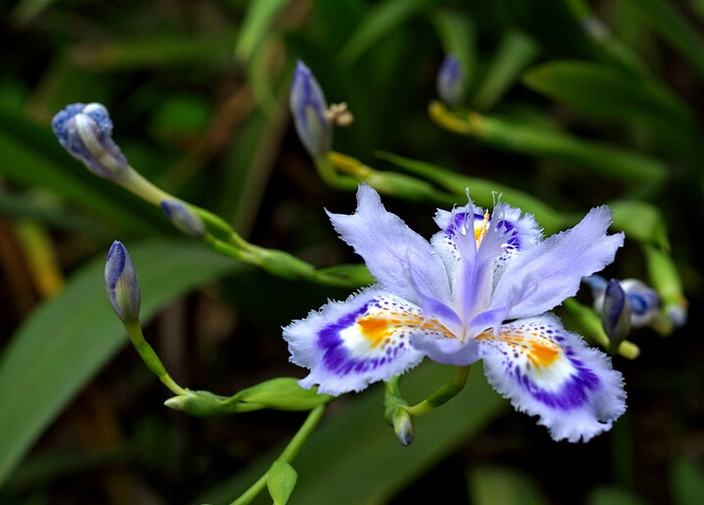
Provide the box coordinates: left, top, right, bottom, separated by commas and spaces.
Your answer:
0, 239, 241, 487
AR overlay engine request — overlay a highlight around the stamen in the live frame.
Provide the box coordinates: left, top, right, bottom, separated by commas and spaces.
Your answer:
325, 103, 354, 126
474, 211, 491, 244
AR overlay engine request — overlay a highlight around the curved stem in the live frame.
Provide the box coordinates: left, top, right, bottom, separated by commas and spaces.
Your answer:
404, 365, 471, 416
124, 320, 187, 396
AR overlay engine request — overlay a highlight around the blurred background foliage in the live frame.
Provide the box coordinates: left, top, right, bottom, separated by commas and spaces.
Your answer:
0, 0, 703, 504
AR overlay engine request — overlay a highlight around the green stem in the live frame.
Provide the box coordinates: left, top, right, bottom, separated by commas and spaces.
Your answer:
124, 320, 186, 396
405, 365, 471, 416
227, 405, 326, 505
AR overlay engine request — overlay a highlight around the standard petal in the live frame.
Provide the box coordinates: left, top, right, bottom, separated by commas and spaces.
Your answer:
328, 184, 451, 306
492, 206, 624, 319
283, 287, 455, 395
477, 314, 626, 442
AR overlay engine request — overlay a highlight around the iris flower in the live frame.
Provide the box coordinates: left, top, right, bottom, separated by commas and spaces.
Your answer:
284, 185, 627, 442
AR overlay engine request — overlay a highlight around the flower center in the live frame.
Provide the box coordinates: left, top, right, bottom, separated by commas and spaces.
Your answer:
474, 211, 491, 245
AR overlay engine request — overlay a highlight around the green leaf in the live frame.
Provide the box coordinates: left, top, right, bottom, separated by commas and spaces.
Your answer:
0, 239, 241, 488
587, 486, 650, 505
622, 0, 704, 80
69, 31, 240, 71
671, 455, 704, 505
375, 151, 569, 233
609, 200, 670, 250
234, 0, 291, 63
468, 465, 551, 505
471, 29, 539, 112
522, 61, 697, 142
232, 378, 333, 411
432, 9, 477, 90
197, 362, 507, 505
339, 0, 431, 66
267, 461, 298, 505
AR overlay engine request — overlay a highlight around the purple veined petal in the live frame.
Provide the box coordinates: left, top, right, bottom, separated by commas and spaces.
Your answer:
283, 286, 454, 395
489, 202, 543, 271
405, 248, 463, 334
477, 314, 626, 442
327, 184, 451, 307
492, 206, 624, 320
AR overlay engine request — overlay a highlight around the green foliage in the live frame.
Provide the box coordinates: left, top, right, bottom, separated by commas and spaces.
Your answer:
0, 240, 240, 487
0, 0, 702, 504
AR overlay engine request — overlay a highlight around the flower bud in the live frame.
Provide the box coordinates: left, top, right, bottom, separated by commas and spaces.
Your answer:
437, 54, 465, 108
105, 240, 141, 324
601, 279, 631, 346
52, 103, 130, 181
618, 278, 660, 327
390, 407, 415, 446
290, 60, 332, 158
161, 200, 206, 239
584, 275, 660, 337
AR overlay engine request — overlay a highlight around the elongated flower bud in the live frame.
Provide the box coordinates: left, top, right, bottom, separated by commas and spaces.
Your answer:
105, 240, 141, 324
161, 200, 206, 239
601, 279, 631, 346
437, 54, 465, 108
585, 275, 660, 337
290, 60, 332, 158
391, 408, 415, 446
52, 103, 130, 181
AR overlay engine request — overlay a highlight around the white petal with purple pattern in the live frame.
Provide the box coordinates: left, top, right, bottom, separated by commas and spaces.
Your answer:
283, 185, 626, 442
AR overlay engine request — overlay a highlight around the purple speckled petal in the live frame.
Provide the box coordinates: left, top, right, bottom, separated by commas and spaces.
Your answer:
283, 287, 452, 395
477, 314, 626, 442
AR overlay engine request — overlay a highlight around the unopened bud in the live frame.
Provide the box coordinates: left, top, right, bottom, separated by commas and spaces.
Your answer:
161, 200, 206, 239
437, 54, 465, 108
52, 103, 131, 181
105, 240, 141, 324
290, 60, 332, 158
601, 279, 631, 346
391, 407, 415, 446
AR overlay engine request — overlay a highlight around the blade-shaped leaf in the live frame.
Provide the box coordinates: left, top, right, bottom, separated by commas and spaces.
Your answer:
339, 0, 430, 66
0, 239, 241, 487
472, 29, 539, 112
267, 461, 297, 505
522, 60, 697, 142
622, 0, 704, 80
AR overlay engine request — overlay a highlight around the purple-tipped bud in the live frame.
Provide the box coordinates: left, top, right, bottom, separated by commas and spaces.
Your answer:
391, 408, 415, 446
437, 54, 465, 108
619, 279, 660, 327
290, 60, 332, 158
161, 200, 206, 239
585, 275, 661, 337
105, 240, 141, 324
601, 279, 631, 346
52, 103, 130, 181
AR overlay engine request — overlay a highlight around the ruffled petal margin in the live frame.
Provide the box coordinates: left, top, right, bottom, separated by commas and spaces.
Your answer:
283, 287, 453, 395
477, 314, 626, 442
327, 184, 451, 308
